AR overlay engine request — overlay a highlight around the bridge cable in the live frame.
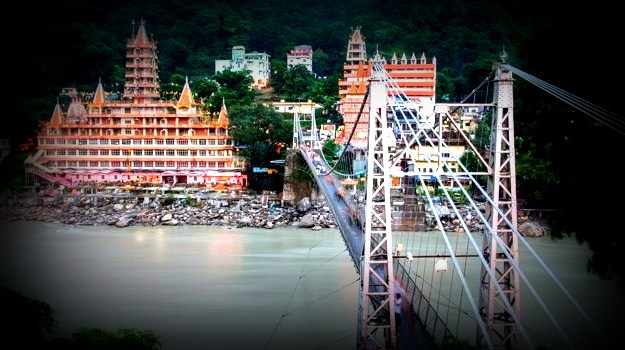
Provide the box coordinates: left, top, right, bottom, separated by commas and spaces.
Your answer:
503, 64, 625, 135
317, 85, 370, 178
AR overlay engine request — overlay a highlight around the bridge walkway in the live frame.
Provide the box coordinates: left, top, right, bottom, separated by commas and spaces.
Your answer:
300, 148, 435, 349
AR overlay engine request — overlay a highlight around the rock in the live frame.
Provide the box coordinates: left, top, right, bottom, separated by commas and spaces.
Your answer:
519, 221, 547, 237
297, 197, 312, 213
298, 213, 315, 228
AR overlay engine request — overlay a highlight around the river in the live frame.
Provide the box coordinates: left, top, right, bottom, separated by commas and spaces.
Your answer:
1, 221, 622, 349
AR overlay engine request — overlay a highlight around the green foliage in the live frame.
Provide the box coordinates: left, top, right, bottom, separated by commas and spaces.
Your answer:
162, 193, 177, 206
71, 327, 161, 350
321, 138, 341, 166
228, 104, 292, 164
292, 153, 314, 182
184, 194, 197, 207
1, 288, 161, 350
1, 287, 58, 348
191, 79, 219, 102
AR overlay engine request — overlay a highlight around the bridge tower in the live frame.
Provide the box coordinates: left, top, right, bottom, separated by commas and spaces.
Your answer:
477, 52, 521, 349
358, 52, 398, 350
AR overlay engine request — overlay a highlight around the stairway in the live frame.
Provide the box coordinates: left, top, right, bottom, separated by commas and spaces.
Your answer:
391, 176, 426, 232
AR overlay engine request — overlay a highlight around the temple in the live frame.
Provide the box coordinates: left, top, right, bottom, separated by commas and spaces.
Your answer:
24, 19, 247, 190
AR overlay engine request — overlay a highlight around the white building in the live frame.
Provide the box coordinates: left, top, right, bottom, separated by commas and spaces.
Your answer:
215, 46, 271, 88
287, 45, 313, 73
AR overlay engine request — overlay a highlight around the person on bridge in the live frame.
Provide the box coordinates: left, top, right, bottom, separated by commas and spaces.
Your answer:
395, 293, 402, 332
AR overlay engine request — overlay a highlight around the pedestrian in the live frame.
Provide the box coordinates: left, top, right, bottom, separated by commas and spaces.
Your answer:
394, 293, 402, 331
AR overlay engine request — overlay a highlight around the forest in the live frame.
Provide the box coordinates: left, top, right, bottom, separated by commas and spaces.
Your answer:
3, 0, 624, 285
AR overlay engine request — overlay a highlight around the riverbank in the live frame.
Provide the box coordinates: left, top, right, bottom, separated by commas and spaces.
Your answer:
0, 191, 337, 229
0, 190, 549, 236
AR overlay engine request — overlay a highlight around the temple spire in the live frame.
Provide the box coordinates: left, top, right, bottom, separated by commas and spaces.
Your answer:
49, 98, 64, 126
217, 97, 229, 128
177, 76, 196, 107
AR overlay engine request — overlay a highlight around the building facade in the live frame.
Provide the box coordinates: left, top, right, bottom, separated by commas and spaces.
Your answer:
287, 45, 313, 73
25, 19, 247, 190
337, 26, 437, 150
215, 45, 271, 88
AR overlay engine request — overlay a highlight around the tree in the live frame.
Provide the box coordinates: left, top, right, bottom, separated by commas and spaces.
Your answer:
68, 327, 161, 350
1, 287, 162, 350
229, 104, 292, 164
1, 287, 58, 349
282, 65, 316, 101
209, 69, 255, 109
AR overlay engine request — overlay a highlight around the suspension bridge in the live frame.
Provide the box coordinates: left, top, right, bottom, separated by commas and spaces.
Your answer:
289, 50, 623, 350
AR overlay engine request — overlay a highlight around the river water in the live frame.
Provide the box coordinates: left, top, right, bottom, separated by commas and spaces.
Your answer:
1, 221, 623, 349
0, 221, 360, 350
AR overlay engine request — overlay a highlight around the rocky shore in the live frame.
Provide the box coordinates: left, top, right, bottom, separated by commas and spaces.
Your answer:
0, 191, 548, 236
0, 192, 337, 230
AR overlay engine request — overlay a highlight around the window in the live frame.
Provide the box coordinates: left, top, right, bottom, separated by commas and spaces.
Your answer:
111, 150, 120, 156
155, 150, 164, 156
166, 150, 175, 156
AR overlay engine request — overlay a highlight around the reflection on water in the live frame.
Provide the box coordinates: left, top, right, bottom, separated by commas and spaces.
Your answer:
0, 221, 359, 350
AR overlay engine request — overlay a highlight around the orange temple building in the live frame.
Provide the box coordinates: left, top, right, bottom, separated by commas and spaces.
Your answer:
336, 26, 437, 150
24, 19, 247, 190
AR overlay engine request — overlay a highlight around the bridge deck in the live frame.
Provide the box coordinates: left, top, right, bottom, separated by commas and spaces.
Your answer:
301, 149, 436, 349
